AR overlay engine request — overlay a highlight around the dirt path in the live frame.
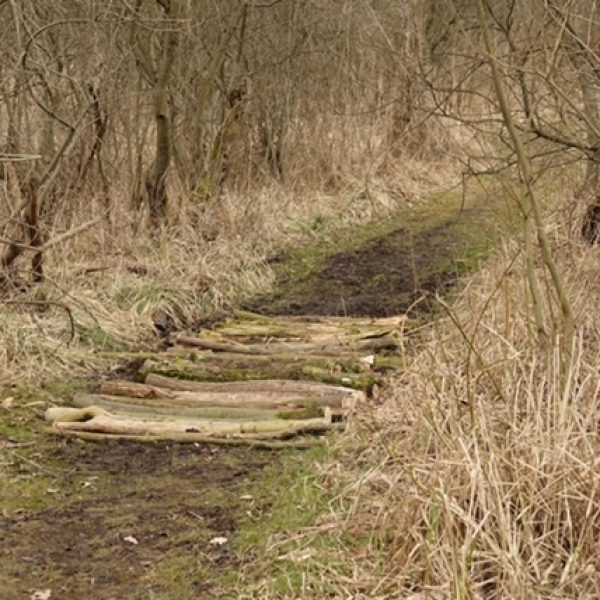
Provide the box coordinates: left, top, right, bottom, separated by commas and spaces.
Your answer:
247, 204, 495, 317
0, 200, 498, 599
2, 441, 270, 598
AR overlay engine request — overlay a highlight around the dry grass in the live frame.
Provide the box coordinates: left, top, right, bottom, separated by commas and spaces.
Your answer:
301, 202, 600, 599
0, 151, 457, 385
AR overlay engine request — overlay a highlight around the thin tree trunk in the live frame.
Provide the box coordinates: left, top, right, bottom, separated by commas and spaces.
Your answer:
580, 70, 600, 242
477, 0, 575, 358
145, 1, 179, 226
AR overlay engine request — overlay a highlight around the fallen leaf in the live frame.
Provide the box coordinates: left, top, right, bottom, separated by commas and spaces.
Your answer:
239, 494, 253, 501
209, 536, 228, 546
2, 397, 14, 409
123, 535, 139, 545
30, 590, 52, 600
360, 354, 375, 365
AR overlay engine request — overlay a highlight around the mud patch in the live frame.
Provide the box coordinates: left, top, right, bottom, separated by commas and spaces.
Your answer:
247, 207, 496, 317
0, 441, 271, 599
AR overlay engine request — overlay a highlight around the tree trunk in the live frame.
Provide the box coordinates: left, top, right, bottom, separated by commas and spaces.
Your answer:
145, 1, 179, 226
556, 15, 600, 243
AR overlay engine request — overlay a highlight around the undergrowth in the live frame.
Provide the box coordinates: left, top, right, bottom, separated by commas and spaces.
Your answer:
250, 186, 600, 599
0, 160, 456, 385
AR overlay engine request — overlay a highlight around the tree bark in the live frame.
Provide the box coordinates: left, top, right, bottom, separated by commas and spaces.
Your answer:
145, 0, 179, 226
580, 72, 600, 243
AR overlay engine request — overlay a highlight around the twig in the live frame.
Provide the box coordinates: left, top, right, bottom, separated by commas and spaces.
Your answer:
41, 217, 102, 252
3, 447, 64, 475
46, 428, 324, 449
3, 300, 76, 342
0, 153, 41, 162
0, 216, 102, 254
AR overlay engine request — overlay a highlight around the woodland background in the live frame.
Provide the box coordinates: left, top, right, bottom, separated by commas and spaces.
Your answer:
1, 2, 600, 597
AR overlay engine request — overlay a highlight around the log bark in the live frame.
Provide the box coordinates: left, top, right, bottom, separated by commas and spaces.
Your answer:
73, 393, 287, 420
143, 374, 365, 403
46, 428, 322, 449
147, 350, 369, 372
45, 406, 109, 423
47, 407, 336, 438
103, 379, 362, 409
100, 380, 176, 399
140, 355, 377, 391
216, 318, 402, 343
171, 333, 399, 356
233, 309, 407, 327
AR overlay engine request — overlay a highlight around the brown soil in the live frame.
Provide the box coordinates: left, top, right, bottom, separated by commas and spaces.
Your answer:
0, 440, 271, 599
247, 207, 493, 317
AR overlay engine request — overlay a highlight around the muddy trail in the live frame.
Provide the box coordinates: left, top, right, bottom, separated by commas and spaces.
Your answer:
2, 441, 268, 599
246, 205, 494, 318
0, 200, 498, 599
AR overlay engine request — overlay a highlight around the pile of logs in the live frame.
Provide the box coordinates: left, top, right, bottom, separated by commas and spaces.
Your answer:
46, 311, 406, 447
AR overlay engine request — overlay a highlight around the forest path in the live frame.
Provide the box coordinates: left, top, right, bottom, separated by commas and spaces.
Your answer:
0, 192, 503, 599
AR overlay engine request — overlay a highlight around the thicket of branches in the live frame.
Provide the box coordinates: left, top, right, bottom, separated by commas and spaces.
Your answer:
3, 1, 600, 289
2, 0, 600, 351
0, 0, 433, 284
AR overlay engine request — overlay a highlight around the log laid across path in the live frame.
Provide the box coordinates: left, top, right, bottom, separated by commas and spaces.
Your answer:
45, 311, 407, 447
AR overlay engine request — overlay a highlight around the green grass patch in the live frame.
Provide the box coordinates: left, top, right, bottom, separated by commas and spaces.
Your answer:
218, 442, 368, 598
76, 323, 130, 352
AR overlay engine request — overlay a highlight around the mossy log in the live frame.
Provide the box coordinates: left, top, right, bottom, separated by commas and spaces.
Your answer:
105, 377, 363, 408
46, 428, 323, 449
171, 333, 399, 356
140, 354, 378, 391
143, 374, 364, 404
233, 309, 407, 327
100, 380, 177, 399
72, 393, 287, 420
215, 320, 402, 344
99, 349, 405, 374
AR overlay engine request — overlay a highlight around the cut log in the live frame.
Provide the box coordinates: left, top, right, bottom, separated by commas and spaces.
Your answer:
100, 380, 176, 399
99, 349, 405, 373
233, 309, 408, 327
143, 374, 365, 403
140, 355, 378, 391
171, 333, 399, 356
172, 335, 252, 354
72, 393, 287, 420
45, 406, 109, 423
47, 406, 337, 438
216, 318, 400, 343
100, 380, 362, 411
76, 393, 346, 419
46, 428, 323, 449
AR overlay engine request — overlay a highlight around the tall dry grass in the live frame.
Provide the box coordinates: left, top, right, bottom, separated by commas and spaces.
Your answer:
304, 201, 600, 599
0, 140, 458, 386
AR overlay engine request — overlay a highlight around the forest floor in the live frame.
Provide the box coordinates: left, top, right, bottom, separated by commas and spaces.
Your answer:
0, 189, 506, 599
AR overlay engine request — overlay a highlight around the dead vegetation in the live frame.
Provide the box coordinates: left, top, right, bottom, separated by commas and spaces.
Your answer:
0, 1, 459, 384
2, 1, 600, 599
260, 195, 599, 599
